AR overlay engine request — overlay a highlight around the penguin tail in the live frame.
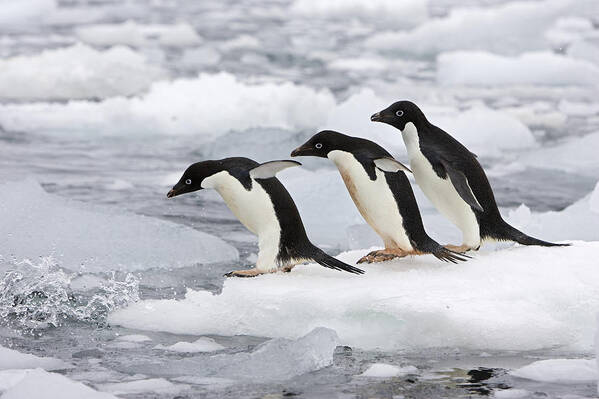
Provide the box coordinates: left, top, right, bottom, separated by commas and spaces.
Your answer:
492, 220, 570, 247
305, 245, 365, 275
416, 238, 470, 264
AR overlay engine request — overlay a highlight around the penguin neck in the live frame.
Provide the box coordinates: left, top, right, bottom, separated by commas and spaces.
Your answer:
400, 122, 422, 160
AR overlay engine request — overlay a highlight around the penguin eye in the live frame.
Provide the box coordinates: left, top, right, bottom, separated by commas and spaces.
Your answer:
315, 143, 323, 149
395, 110, 404, 117
185, 179, 192, 185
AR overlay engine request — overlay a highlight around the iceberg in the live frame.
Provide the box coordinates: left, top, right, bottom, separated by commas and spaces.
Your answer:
109, 242, 598, 352
0, 179, 237, 272
510, 358, 598, 383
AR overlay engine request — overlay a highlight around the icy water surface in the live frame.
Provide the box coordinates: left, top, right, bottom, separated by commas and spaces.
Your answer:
1, 0, 599, 397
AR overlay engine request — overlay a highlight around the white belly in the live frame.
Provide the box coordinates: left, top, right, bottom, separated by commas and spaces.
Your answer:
202, 171, 281, 271
328, 150, 413, 250
401, 122, 480, 247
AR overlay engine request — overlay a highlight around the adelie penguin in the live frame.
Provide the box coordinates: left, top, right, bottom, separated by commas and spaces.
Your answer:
371, 100, 568, 252
291, 131, 468, 264
167, 157, 364, 277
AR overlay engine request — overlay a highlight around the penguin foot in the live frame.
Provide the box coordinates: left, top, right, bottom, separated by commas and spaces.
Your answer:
357, 249, 409, 264
444, 244, 475, 253
224, 269, 265, 278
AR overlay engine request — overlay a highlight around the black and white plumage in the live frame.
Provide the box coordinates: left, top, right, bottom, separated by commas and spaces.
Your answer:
371, 101, 568, 252
291, 131, 467, 264
167, 157, 364, 277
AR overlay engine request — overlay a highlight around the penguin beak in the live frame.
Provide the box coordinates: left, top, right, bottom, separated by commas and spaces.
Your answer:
166, 188, 178, 198
290, 144, 311, 157
370, 112, 383, 122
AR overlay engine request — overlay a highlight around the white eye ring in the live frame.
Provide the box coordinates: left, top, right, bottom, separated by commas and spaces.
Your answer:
315, 143, 323, 149
395, 110, 404, 117
185, 179, 192, 185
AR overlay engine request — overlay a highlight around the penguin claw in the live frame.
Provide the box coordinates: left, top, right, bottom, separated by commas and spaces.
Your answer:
357, 249, 407, 264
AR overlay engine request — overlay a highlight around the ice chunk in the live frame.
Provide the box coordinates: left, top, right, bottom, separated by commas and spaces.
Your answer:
98, 378, 186, 395
365, 0, 595, 56
109, 243, 598, 352
494, 389, 531, 399
128, 328, 338, 382
75, 21, 202, 47
0, 72, 335, 137
154, 337, 224, 353
0, 44, 167, 100
0, 368, 116, 399
0, 179, 237, 272
0, 346, 70, 371
507, 182, 599, 242
291, 0, 428, 28
510, 358, 598, 383
117, 334, 151, 343
437, 51, 599, 86
360, 363, 418, 378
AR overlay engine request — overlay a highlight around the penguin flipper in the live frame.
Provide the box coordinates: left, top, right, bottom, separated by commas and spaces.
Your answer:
439, 159, 484, 212
249, 160, 301, 179
374, 157, 412, 173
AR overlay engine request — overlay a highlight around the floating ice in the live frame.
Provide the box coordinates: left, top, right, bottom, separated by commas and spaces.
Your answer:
98, 378, 187, 395
0, 346, 71, 371
0, 368, 116, 399
154, 337, 224, 353
494, 389, 531, 399
0, 44, 166, 100
510, 358, 598, 383
126, 328, 338, 382
360, 363, 418, 378
365, 0, 595, 56
109, 243, 598, 352
0, 179, 237, 272
291, 0, 428, 28
437, 51, 599, 86
117, 334, 151, 343
75, 21, 202, 47
507, 181, 599, 242
0, 72, 335, 137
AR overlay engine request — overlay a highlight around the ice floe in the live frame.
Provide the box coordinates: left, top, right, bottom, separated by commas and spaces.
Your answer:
0, 72, 335, 137
0, 44, 166, 100
510, 358, 598, 383
0, 179, 237, 272
154, 337, 224, 353
0, 346, 71, 371
109, 242, 598, 352
291, 0, 428, 28
117, 334, 151, 343
437, 51, 599, 86
365, 0, 595, 56
98, 378, 187, 395
75, 21, 202, 48
360, 363, 418, 378
0, 368, 116, 399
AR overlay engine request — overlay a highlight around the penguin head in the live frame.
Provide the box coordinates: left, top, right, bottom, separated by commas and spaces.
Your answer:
167, 160, 221, 198
291, 130, 347, 158
371, 100, 427, 131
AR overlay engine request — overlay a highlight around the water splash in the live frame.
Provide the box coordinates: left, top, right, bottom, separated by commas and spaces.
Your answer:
0, 257, 139, 333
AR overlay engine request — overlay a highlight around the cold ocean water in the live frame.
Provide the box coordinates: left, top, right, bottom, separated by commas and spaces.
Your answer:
1, 0, 599, 397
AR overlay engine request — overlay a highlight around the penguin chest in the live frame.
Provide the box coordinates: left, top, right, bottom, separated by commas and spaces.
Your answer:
328, 151, 412, 249
201, 172, 281, 237
401, 123, 479, 243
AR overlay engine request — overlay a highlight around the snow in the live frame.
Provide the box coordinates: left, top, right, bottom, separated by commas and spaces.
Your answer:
291, 0, 428, 28
154, 337, 224, 353
437, 51, 599, 86
109, 243, 598, 352
510, 358, 598, 383
127, 328, 338, 382
360, 363, 418, 378
0, 346, 71, 371
75, 21, 202, 47
0, 179, 238, 272
507, 181, 599, 242
98, 378, 186, 395
365, 0, 595, 56
0, 72, 335, 138
0, 368, 116, 399
0, 44, 167, 100
117, 334, 151, 343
